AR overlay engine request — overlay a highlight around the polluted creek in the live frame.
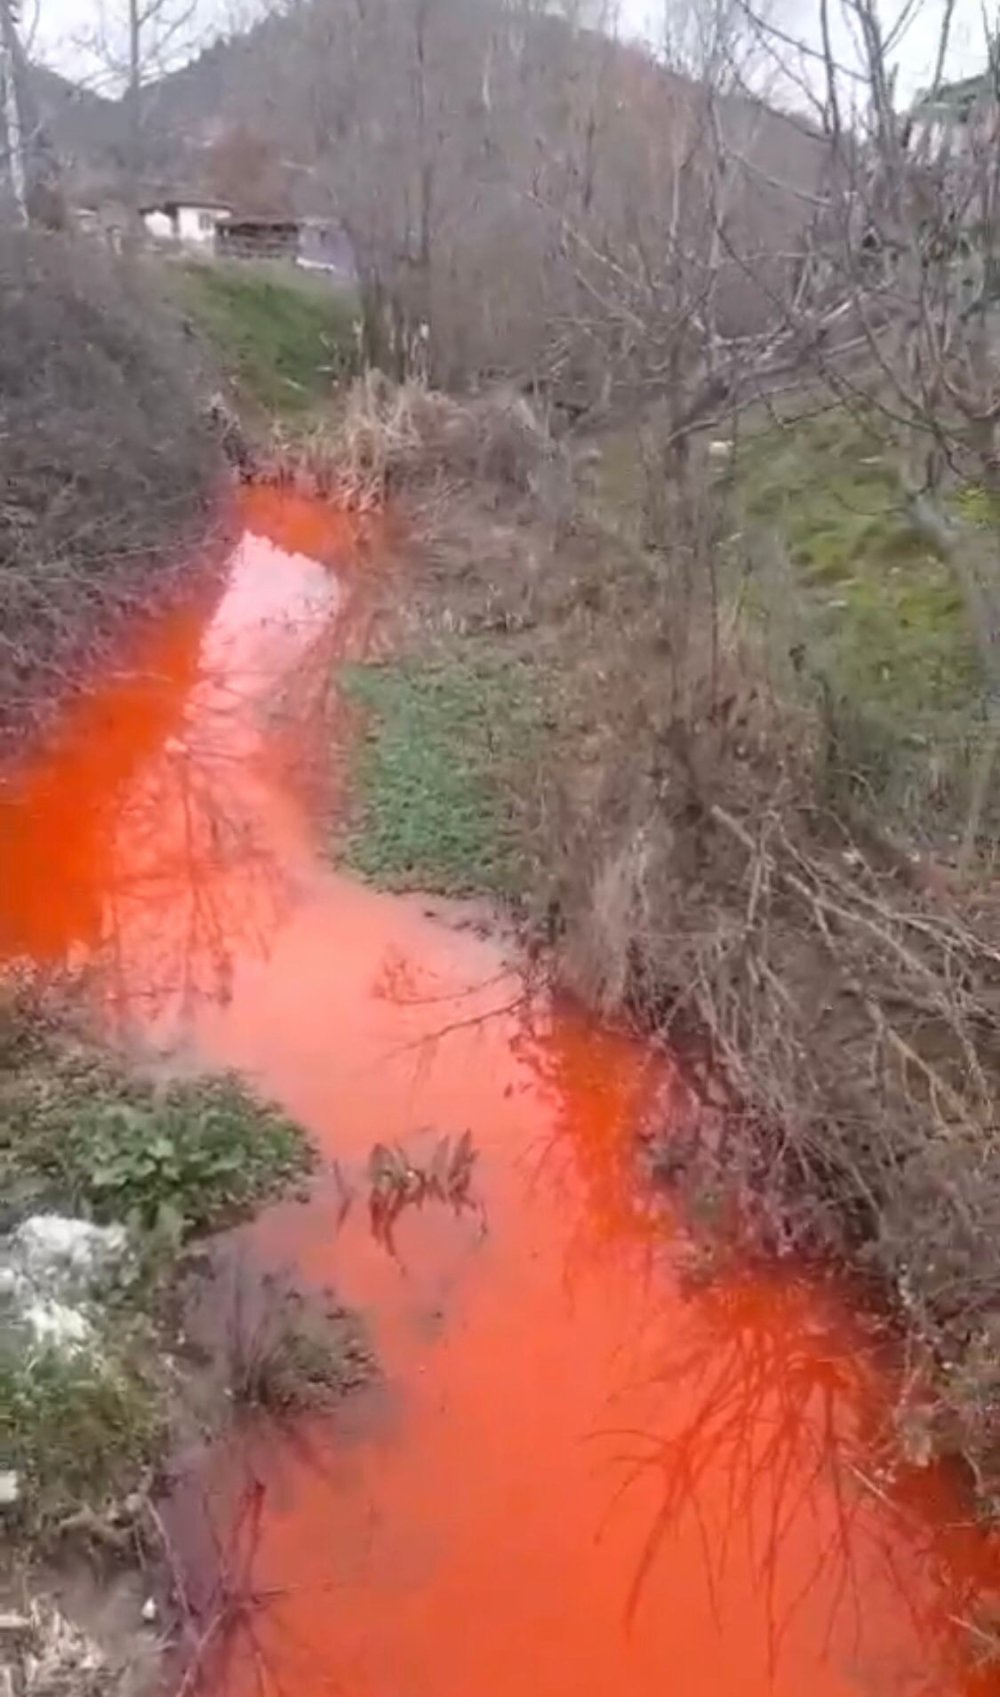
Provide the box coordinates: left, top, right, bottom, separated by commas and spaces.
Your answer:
3, 488, 1000, 1697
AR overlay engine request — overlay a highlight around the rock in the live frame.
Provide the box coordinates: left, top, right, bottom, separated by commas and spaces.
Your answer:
11, 1216, 128, 1286
21, 1298, 93, 1351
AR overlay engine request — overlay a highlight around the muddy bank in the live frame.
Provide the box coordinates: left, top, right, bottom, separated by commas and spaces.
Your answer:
4, 486, 1000, 1693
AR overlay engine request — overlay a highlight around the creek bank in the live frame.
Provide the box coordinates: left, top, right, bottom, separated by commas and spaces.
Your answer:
325, 378, 1000, 1528
0, 984, 371, 1695
0, 228, 233, 761
5, 478, 1000, 1692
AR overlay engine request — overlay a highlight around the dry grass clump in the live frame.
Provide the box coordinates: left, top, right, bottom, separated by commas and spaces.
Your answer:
0, 227, 220, 751
541, 506, 1000, 1497
265, 370, 565, 513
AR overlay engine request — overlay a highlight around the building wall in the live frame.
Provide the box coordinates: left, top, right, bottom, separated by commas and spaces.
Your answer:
215, 221, 298, 261
175, 205, 224, 245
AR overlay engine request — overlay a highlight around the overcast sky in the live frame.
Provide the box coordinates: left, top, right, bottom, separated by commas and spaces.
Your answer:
27, 0, 995, 102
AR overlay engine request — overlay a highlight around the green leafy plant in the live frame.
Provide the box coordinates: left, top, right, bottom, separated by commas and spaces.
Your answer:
1, 1050, 312, 1239
0, 1344, 160, 1534
341, 656, 538, 895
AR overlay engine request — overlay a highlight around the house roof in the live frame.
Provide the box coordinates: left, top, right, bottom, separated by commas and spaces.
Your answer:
139, 197, 231, 215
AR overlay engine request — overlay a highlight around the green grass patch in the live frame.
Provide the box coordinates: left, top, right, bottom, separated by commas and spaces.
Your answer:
0, 1037, 312, 1241
340, 657, 539, 896
174, 259, 358, 415
736, 409, 989, 824
0, 1010, 318, 1540
1, 1342, 161, 1535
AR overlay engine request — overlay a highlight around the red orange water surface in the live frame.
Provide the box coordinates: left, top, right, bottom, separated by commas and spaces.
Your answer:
4, 487, 1000, 1697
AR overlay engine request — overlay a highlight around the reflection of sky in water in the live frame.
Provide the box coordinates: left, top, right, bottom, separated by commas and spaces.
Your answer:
98, 528, 340, 1042
189, 529, 339, 736
0, 518, 342, 1045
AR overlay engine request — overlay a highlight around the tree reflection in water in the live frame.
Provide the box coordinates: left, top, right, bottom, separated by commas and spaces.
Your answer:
0, 506, 359, 1046
510, 993, 1000, 1696
5, 491, 1000, 1696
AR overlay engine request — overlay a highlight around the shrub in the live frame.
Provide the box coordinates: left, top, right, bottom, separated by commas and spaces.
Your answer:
0, 226, 219, 751
1, 1043, 312, 1239
1, 1345, 160, 1534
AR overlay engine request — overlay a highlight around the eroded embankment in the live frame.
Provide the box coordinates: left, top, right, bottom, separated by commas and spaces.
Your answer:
3, 487, 1000, 1695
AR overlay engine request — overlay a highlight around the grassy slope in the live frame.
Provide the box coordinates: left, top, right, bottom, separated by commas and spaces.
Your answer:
735, 409, 988, 832
173, 259, 358, 415
335, 404, 995, 899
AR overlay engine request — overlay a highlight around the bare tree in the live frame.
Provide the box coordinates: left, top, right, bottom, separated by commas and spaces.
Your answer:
722, 0, 1000, 862
223, 0, 820, 406
0, 0, 28, 223
76, 0, 209, 218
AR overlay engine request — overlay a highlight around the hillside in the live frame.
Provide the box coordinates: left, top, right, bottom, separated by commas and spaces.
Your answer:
23, 65, 125, 202
32, 5, 827, 246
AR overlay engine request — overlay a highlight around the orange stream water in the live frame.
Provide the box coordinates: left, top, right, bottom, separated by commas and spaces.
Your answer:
4, 488, 1000, 1697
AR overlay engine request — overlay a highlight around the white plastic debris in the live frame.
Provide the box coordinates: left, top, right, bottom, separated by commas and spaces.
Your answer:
0, 1471, 19, 1508
140, 1598, 158, 1625
0, 1215, 130, 1356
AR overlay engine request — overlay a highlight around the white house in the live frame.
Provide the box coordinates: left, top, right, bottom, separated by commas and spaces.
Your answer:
141, 199, 231, 248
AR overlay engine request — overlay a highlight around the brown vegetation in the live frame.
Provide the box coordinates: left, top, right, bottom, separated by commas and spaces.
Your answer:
0, 226, 221, 753
539, 477, 1000, 1499
266, 371, 565, 511
331, 355, 1000, 1512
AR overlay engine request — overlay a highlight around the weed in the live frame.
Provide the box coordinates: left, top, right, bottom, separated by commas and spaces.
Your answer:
223, 1267, 370, 1412
341, 656, 539, 895
367, 1131, 484, 1256
0, 1044, 312, 1240
0, 1342, 160, 1535
174, 261, 358, 416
